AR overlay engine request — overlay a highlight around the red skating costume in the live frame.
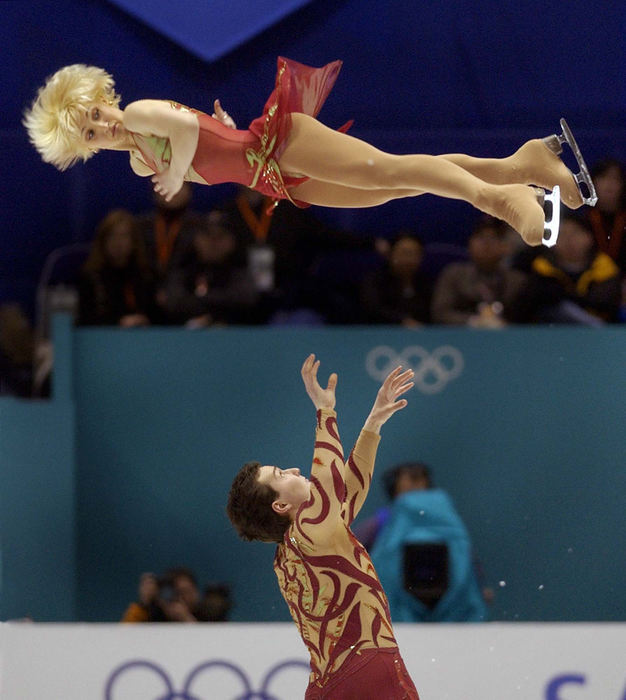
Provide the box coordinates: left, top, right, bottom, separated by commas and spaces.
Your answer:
130, 57, 349, 208
274, 408, 420, 699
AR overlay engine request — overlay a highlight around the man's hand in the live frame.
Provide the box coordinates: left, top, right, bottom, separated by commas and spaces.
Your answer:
161, 599, 197, 623
212, 99, 236, 129
363, 366, 414, 434
301, 353, 337, 410
138, 573, 159, 606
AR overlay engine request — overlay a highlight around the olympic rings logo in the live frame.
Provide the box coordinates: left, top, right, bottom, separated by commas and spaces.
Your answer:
365, 345, 464, 394
104, 658, 310, 700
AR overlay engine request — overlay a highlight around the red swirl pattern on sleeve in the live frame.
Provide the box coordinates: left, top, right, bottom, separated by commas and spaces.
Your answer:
273, 409, 397, 689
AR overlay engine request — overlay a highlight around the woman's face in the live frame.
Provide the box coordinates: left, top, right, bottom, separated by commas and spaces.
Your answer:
104, 223, 134, 267
78, 102, 131, 151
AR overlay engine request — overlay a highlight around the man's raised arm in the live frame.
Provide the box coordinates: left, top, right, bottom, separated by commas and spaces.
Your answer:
294, 355, 345, 546
344, 366, 414, 524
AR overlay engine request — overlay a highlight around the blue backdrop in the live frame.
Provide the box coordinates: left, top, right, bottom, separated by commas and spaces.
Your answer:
3, 0, 626, 314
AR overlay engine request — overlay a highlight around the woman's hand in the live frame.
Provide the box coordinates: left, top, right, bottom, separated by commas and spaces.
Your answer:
124, 101, 197, 200
363, 366, 414, 434
301, 353, 337, 411
212, 99, 236, 129
151, 167, 185, 202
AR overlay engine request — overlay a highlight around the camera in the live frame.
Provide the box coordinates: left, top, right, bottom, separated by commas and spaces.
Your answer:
156, 577, 178, 604
403, 542, 449, 609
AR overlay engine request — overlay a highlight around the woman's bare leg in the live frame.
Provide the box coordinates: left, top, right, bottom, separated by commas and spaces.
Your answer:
279, 114, 546, 244
440, 141, 583, 209
289, 144, 577, 209
288, 179, 423, 207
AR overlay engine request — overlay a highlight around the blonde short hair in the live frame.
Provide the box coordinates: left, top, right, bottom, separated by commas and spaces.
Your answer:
23, 64, 121, 171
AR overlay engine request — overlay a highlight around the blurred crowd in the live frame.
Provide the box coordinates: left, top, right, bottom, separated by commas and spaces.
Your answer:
1, 157, 625, 397
121, 567, 231, 623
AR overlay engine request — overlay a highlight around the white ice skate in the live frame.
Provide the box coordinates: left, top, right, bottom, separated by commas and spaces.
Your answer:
541, 185, 560, 247
543, 118, 598, 207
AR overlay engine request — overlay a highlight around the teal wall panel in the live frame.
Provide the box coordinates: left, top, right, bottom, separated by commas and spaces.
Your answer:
0, 398, 76, 621
1, 322, 624, 622
71, 326, 626, 622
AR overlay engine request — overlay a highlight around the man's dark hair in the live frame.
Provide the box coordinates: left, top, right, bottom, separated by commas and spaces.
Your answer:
382, 461, 433, 501
226, 461, 290, 543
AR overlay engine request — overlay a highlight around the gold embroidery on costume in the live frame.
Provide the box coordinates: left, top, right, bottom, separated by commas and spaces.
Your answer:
244, 62, 295, 207
169, 100, 191, 113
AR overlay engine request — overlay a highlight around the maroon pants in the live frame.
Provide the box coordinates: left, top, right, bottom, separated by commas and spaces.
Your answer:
304, 647, 420, 700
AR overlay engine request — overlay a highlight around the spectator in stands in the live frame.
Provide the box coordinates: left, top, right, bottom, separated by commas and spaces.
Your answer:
213, 187, 384, 324
122, 568, 232, 623
121, 572, 167, 622
355, 462, 488, 623
162, 220, 259, 326
359, 231, 431, 326
137, 182, 203, 322
78, 209, 155, 326
620, 276, 626, 323
431, 217, 526, 327
138, 182, 201, 272
585, 158, 626, 272
202, 583, 233, 622
508, 212, 621, 325
0, 304, 34, 397
163, 567, 210, 622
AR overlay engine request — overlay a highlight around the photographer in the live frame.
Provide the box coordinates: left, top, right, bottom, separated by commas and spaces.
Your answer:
121, 568, 231, 623
355, 463, 488, 623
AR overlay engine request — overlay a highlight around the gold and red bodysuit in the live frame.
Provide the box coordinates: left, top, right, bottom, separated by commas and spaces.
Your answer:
130, 57, 349, 208
274, 408, 400, 689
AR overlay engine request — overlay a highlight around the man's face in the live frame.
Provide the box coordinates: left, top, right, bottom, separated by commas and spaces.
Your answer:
193, 229, 235, 264
389, 238, 423, 277
257, 465, 311, 516
595, 166, 623, 212
395, 472, 428, 497
104, 223, 134, 267
555, 219, 593, 264
468, 228, 507, 269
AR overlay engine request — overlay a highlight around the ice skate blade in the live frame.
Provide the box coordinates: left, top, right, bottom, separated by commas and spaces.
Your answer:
542, 185, 560, 247
556, 118, 598, 206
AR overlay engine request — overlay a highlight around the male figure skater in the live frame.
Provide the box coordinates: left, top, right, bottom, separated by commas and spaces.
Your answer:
227, 354, 419, 699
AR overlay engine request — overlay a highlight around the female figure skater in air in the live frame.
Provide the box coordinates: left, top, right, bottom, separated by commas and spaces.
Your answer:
24, 57, 594, 246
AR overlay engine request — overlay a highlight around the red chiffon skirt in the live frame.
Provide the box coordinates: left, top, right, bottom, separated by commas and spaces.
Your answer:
245, 56, 351, 207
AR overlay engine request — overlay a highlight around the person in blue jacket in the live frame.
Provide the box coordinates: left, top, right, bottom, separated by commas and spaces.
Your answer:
356, 462, 487, 622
